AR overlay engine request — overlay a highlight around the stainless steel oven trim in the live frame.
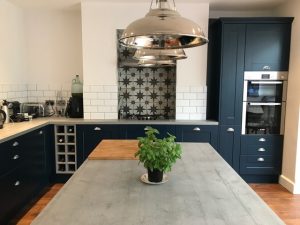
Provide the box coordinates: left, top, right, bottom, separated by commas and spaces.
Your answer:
242, 102, 247, 135
243, 80, 288, 102
243, 81, 248, 102
244, 71, 288, 80
280, 102, 286, 135
248, 102, 282, 106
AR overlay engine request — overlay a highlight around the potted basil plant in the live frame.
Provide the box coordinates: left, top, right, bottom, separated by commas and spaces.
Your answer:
135, 126, 182, 183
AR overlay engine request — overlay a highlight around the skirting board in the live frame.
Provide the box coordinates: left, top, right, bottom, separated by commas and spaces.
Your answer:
279, 175, 300, 194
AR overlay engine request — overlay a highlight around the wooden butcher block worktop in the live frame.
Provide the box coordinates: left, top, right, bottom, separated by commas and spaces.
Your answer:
88, 140, 139, 160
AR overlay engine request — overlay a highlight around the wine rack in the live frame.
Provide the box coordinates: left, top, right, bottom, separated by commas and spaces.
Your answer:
55, 125, 77, 174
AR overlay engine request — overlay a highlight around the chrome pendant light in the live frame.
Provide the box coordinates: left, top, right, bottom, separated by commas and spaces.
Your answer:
120, 0, 208, 49
138, 59, 176, 67
133, 49, 187, 60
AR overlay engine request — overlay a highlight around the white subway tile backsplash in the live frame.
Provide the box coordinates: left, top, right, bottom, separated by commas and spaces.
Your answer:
84, 99, 91, 106
98, 106, 112, 113
176, 100, 190, 107
90, 85, 104, 92
190, 100, 203, 107
104, 113, 118, 119
104, 99, 118, 106
90, 99, 104, 106
37, 84, 49, 91
84, 112, 91, 119
84, 92, 98, 99
176, 85, 207, 121
90, 112, 105, 119
85, 105, 98, 113
44, 91, 56, 97
176, 113, 190, 120
104, 85, 118, 93
110, 93, 118, 100
98, 92, 111, 99
27, 84, 37, 91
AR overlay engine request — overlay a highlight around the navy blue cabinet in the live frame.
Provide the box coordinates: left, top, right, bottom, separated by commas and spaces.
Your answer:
239, 135, 283, 182
245, 21, 293, 71
124, 125, 176, 139
218, 125, 241, 171
207, 20, 245, 125
176, 125, 218, 150
78, 125, 121, 159
0, 127, 48, 224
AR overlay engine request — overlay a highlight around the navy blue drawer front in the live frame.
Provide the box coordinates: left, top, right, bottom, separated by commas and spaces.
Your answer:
241, 145, 276, 155
241, 135, 283, 146
0, 139, 24, 176
177, 125, 211, 142
240, 155, 281, 175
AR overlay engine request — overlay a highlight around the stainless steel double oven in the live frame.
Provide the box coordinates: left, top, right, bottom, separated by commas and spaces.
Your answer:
242, 71, 288, 135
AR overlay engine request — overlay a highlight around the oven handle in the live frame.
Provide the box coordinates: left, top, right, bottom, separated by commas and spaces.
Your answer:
250, 81, 283, 85
248, 102, 282, 106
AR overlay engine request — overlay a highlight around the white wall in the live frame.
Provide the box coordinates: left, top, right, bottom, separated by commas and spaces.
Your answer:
81, 1, 209, 87
23, 9, 83, 85
0, 0, 26, 84
275, 0, 300, 194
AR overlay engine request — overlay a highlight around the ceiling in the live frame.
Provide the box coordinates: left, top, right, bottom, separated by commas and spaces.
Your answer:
9, 0, 286, 11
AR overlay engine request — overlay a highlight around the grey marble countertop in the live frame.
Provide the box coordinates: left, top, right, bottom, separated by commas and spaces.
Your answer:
0, 117, 218, 143
32, 143, 283, 225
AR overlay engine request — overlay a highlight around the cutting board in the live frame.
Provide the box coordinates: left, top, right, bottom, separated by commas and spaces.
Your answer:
88, 140, 139, 160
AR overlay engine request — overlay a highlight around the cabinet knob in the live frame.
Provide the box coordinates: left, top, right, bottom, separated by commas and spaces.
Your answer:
258, 148, 266, 152
13, 154, 20, 160
14, 181, 20, 186
12, 141, 19, 147
68, 129, 73, 132
94, 127, 101, 131
258, 138, 266, 142
227, 128, 235, 132
193, 127, 201, 132
263, 65, 271, 70
59, 139, 64, 143
39, 130, 43, 135
257, 157, 265, 162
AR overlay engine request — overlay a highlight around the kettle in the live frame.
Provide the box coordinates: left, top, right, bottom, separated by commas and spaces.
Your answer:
0, 109, 6, 129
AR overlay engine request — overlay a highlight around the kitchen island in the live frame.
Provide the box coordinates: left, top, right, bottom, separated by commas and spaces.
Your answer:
31, 143, 283, 225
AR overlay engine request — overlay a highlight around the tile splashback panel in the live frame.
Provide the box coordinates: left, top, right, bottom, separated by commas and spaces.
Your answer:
118, 66, 176, 118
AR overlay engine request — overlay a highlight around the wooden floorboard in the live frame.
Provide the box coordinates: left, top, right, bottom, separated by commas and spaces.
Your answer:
15, 183, 300, 225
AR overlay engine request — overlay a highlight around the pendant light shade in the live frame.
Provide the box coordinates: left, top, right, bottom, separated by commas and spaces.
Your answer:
134, 49, 187, 60
119, 0, 208, 49
138, 59, 176, 67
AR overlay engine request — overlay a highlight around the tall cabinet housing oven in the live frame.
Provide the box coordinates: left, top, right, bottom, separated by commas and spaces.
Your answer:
207, 17, 293, 183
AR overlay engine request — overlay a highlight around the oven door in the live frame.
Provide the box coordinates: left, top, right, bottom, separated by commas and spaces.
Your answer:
242, 102, 286, 135
243, 80, 287, 102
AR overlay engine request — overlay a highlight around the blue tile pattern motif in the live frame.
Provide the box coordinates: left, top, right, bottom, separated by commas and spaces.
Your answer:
117, 30, 176, 119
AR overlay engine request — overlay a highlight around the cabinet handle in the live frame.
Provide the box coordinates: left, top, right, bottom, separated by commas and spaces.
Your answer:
94, 127, 101, 131
59, 139, 64, 143
258, 138, 266, 142
14, 181, 20, 186
257, 157, 265, 162
193, 127, 201, 132
12, 141, 19, 147
263, 65, 271, 70
258, 148, 266, 152
39, 130, 43, 135
144, 127, 149, 131
13, 154, 20, 160
68, 129, 73, 132
227, 128, 234, 132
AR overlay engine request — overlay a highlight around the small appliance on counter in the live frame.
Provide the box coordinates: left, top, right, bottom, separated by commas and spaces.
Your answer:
20, 102, 45, 118
65, 75, 83, 118
0, 109, 6, 129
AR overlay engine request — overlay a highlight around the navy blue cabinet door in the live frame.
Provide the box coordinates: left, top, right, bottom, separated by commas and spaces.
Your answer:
81, 125, 120, 158
176, 125, 218, 150
218, 125, 241, 171
245, 23, 292, 71
125, 125, 176, 139
219, 24, 245, 125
